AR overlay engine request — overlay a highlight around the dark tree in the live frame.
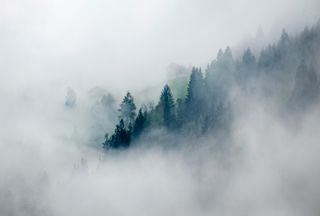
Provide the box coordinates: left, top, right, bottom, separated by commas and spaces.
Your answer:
116, 119, 131, 148
132, 109, 146, 139
175, 98, 185, 128
157, 84, 176, 128
102, 119, 131, 149
119, 92, 136, 129
101, 22, 320, 151
185, 67, 205, 121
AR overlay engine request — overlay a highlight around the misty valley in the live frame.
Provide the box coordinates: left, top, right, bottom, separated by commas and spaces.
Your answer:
1, 1, 320, 215
98, 23, 320, 151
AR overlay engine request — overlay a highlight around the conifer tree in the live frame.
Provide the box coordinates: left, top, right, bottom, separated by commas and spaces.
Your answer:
104, 119, 131, 149
132, 109, 146, 139
175, 98, 185, 128
185, 67, 205, 121
157, 84, 176, 128
118, 92, 136, 129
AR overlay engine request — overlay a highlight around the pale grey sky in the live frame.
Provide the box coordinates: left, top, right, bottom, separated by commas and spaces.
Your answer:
0, 0, 319, 93
1, 2, 320, 216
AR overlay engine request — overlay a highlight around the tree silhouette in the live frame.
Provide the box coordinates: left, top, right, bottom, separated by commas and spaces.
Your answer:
157, 84, 176, 128
132, 109, 146, 139
103, 119, 131, 149
118, 92, 136, 129
101, 22, 320, 150
185, 67, 205, 122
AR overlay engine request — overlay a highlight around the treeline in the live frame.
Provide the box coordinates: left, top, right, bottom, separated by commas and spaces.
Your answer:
102, 21, 320, 150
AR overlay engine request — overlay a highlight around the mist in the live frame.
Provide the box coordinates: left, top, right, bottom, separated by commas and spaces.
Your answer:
1, 0, 319, 92
1, 0, 320, 215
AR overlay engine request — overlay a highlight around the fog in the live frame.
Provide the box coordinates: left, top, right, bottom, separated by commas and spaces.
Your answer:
2, 91, 320, 215
1, 0, 319, 92
1, 0, 320, 215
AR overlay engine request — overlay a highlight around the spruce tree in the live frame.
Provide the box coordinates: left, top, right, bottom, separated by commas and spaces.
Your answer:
175, 98, 185, 128
132, 109, 146, 139
157, 84, 176, 128
185, 67, 205, 121
102, 119, 131, 149
118, 92, 137, 129
117, 119, 131, 148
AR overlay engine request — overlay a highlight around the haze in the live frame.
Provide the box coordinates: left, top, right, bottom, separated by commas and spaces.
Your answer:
0, 0, 320, 216
1, 0, 319, 93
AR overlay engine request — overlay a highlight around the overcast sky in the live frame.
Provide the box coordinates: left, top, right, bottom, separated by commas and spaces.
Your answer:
1, 1, 320, 215
0, 0, 319, 94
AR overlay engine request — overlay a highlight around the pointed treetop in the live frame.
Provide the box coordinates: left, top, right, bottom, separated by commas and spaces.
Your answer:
224, 46, 233, 59
217, 49, 224, 61
119, 91, 137, 129
159, 84, 176, 128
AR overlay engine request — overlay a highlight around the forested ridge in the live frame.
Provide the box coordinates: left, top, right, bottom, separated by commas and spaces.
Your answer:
102, 22, 320, 150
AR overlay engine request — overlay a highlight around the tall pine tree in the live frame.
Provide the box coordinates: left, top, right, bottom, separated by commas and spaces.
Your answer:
185, 67, 205, 122
157, 84, 176, 128
118, 92, 136, 129
103, 119, 131, 149
132, 108, 146, 139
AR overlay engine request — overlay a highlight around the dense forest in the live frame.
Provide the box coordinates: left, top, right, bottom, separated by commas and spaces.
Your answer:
102, 22, 320, 150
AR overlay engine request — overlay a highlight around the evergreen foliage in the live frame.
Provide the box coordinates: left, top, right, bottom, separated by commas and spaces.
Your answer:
132, 109, 146, 139
185, 67, 205, 122
158, 84, 176, 128
103, 119, 131, 149
118, 92, 136, 129
102, 22, 320, 151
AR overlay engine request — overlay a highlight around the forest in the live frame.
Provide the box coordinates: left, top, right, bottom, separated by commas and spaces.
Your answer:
2, 0, 320, 214
102, 21, 320, 150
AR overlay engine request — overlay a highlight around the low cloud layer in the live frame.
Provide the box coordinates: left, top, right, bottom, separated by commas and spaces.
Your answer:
1, 92, 320, 215
1, 0, 320, 215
